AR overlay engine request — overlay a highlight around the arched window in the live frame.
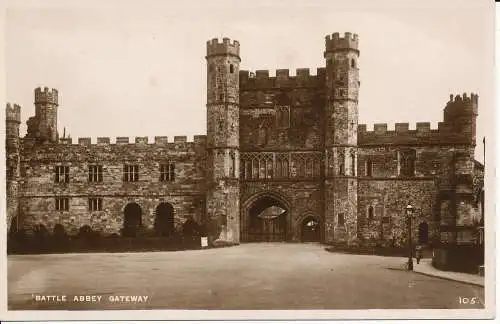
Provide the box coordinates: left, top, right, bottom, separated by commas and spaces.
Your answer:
313, 158, 321, 178
246, 160, 252, 179
306, 158, 313, 178
258, 126, 267, 146
229, 152, 236, 177
366, 159, 373, 177
229, 64, 234, 73
337, 213, 345, 226
350, 153, 356, 176
368, 206, 374, 222
252, 158, 259, 179
265, 158, 273, 179
282, 159, 289, 178
338, 152, 345, 175
276, 106, 290, 129
400, 149, 416, 177
351, 58, 356, 68
275, 160, 282, 178
240, 160, 245, 179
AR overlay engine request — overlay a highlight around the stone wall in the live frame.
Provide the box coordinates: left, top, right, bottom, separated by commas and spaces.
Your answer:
239, 79, 325, 151
356, 143, 477, 247
357, 179, 438, 247
18, 138, 207, 234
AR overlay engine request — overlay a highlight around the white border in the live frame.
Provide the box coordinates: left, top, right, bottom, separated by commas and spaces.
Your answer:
0, 0, 496, 321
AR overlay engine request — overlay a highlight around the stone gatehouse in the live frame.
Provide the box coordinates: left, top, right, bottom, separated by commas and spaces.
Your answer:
6, 33, 484, 246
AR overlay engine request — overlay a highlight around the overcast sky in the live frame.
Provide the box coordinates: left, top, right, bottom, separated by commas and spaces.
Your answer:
4, 0, 494, 160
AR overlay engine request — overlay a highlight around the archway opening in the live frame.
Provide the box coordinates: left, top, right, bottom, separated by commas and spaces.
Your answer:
123, 202, 142, 237
301, 217, 320, 242
8, 217, 19, 237
418, 222, 429, 245
154, 203, 175, 237
245, 195, 288, 242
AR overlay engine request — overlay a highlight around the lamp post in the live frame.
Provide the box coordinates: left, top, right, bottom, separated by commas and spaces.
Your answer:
406, 203, 415, 270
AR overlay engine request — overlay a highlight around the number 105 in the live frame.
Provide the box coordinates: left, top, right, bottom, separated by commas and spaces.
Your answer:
459, 297, 479, 305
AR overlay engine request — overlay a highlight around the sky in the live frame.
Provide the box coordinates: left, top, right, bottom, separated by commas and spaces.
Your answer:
4, 0, 495, 160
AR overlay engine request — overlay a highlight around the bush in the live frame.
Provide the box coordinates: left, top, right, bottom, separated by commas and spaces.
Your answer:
77, 225, 93, 238
53, 224, 69, 243
211, 240, 239, 248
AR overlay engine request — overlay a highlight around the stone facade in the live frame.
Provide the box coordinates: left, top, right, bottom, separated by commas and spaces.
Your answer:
5, 33, 483, 246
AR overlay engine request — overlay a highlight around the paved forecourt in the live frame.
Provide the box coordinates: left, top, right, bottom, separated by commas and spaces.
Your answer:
8, 243, 485, 310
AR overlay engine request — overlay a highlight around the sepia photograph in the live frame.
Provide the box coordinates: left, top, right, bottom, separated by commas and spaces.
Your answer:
1, 0, 495, 321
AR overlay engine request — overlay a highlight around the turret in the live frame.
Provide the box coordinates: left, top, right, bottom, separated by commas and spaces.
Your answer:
5, 103, 21, 234
325, 32, 359, 53
205, 37, 241, 244
6, 103, 21, 143
323, 32, 360, 245
443, 93, 478, 144
32, 87, 59, 142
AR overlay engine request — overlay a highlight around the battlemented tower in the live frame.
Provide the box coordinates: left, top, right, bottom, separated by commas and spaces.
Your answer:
324, 32, 360, 244
29, 87, 59, 142
205, 38, 241, 243
438, 93, 479, 244
6, 103, 21, 233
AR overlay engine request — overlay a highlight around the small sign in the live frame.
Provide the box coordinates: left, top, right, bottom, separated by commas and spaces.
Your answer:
201, 237, 208, 248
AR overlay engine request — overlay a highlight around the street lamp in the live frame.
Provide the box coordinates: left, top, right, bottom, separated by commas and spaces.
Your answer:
406, 203, 415, 270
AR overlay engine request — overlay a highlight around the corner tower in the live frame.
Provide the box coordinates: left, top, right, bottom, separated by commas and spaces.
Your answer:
6, 103, 21, 233
33, 87, 59, 142
205, 38, 241, 243
443, 93, 478, 144
323, 32, 360, 244
438, 93, 479, 245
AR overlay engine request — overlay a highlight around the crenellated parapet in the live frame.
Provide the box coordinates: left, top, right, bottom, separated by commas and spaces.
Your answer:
135, 136, 148, 144
206, 38, 240, 59
444, 93, 479, 120
358, 122, 440, 134
60, 137, 73, 145
78, 137, 91, 146
116, 137, 129, 144
50, 135, 208, 147
6, 103, 21, 123
34, 87, 59, 105
193, 135, 207, 145
358, 122, 468, 146
358, 93, 479, 146
97, 137, 110, 144
239, 68, 326, 89
325, 32, 359, 54
22, 134, 210, 163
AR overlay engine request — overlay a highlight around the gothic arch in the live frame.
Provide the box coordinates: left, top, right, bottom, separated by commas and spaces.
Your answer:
241, 191, 292, 242
154, 202, 175, 237
298, 212, 322, 243
242, 191, 291, 212
122, 202, 142, 237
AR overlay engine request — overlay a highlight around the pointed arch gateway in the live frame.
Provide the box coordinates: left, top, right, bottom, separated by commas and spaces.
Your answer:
154, 202, 175, 236
123, 202, 142, 237
301, 216, 321, 242
241, 192, 290, 242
